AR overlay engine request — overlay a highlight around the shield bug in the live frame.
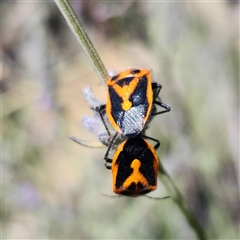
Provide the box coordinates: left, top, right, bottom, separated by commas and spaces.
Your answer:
70, 87, 169, 198
95, 68, 170, 138
104, 133, 160, 196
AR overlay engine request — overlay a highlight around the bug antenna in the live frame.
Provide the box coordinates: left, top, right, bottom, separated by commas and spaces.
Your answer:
101, 193, 121, 198
144, 195, 171, 200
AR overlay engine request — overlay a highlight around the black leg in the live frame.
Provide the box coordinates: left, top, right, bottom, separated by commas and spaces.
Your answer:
152, 82, 162, 101
104, 132, 118, 161
151, 82, 171, 116
152, 101, 171, 115
92, 104, 112, 137
92, 105, 119, 170
93, 104, 106, 112
104, 132, 119, 170
104, 158, 113, 170
142, 135, 160, 150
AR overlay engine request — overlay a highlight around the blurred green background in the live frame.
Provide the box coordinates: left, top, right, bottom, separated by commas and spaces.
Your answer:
2, 1, 239, 239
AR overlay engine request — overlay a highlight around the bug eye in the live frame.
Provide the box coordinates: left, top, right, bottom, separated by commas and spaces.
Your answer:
131, 69, 141, 74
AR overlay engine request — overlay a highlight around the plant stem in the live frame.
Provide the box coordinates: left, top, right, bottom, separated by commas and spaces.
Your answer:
159, 165, 207, 240
54, 0, 109, 87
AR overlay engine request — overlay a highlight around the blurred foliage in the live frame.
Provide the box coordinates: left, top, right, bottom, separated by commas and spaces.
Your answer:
2, 1, 239, 239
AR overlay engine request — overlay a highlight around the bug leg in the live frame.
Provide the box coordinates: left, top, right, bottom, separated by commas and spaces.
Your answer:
93, 104, 106, 112
151, 82, 162, 100
104, 132, 119, 169
142, 135, 160, 150
92, 104, 112, 137
104, 132, 118, 160
104, 159, 112, 170
152, 101, 171, 115
151, 82, 171, 115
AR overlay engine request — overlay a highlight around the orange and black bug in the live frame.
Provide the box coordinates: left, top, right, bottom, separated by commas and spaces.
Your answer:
70, 87, 169, 197
95, 68, 170, 138
104, 133, 160, 196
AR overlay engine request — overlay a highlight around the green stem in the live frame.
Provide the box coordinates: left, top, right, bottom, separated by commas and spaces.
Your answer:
159, 165, 207, 240
54, 0, 109, 87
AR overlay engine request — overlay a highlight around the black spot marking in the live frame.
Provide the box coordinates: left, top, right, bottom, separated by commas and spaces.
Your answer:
131, 69, 141, 74
111, 74, 119, 81
116, 77, 134, 87
127, 182, 136, 191
137, 182, 145, 190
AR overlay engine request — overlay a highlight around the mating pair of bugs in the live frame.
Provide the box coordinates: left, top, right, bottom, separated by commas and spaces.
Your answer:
71, 68, 170, 197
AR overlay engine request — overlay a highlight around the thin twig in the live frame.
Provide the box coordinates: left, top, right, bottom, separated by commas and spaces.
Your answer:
54, 0, 109, 87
